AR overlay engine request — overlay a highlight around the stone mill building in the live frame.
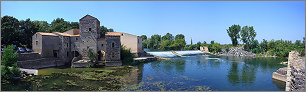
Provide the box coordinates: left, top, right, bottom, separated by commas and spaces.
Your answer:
28, 15, 142, 67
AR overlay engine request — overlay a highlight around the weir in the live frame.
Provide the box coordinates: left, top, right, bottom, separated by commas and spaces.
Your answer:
146, 50, 205, 58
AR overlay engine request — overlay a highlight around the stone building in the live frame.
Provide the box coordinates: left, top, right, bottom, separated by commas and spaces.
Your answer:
106, 32, 143, 57
31, 15, 140, 66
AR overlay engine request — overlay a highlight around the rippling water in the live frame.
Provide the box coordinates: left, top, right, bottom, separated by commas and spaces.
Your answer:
132, 55, 287, 91
2, 54, 287, 91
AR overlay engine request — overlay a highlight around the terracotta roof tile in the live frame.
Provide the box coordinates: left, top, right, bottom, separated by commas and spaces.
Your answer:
105, 32, 121, 36
53, 32, 80, 37
37, 32, 58, 36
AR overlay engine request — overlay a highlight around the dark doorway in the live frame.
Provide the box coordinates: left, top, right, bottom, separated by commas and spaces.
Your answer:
97, 51, 102, 61
53, 50, 58, 58
73, 51, 79, 57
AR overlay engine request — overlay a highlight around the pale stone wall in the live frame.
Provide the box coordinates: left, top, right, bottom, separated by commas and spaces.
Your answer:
120, 32, 138, 53
32, 33, 43, 54
285, 51, 305, 91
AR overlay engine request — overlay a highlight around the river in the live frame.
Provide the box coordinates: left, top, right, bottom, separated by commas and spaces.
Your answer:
2, 52, 287, 91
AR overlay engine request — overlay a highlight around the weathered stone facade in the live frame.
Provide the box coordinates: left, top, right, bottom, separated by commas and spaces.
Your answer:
285, 51, 305, 91
105, 35, 122, 66
30, 15, 126, 67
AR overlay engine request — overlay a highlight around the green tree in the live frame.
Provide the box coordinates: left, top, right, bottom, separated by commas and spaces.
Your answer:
175, 34, 185, 40
259, 39, 268, 53
227, 24, 241, 46
19, 19, 39, 48
141, 35, 147, 40
1, 16, 20, 46
191, 38, 193, 45
149, 34, 161, 49
141, 35, 148, 49
1, 45, 20, 81
49, 18, 71, 32
162, 33, 174, 41
100, 26, 114, 38
203, 41, 207, 46
32, 21, 50, 32
161, 40, 173, 50
196, 41, 202, 50
240, 26, 256, 51
250, 40, 259, 53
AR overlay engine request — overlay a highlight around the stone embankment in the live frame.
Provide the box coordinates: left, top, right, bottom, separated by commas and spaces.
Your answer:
285, 51, 305, 91
217, 47, 255, 56
216, 47, 276, 57
272, 67, 287, 82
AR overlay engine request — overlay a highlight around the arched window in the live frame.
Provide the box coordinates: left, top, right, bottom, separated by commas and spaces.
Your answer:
112, 42, 115, 48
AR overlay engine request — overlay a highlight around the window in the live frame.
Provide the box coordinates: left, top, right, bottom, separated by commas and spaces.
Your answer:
67, 43, 68, 47
67, 52, 69, 57
101, 44, 104, 47
36, 34, 37, 38
76, 38, 78, 40
36, 41, 38, 45
89, 28, 91, 31
121, 34, 123, 36
112, 42, 115, 48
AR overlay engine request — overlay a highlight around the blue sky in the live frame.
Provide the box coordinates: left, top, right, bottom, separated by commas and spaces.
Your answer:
1, 1, 305, 44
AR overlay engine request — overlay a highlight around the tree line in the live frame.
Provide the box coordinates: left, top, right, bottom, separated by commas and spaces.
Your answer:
226, 24, 305, 57
1, 15, 114, 48
141, 33, 222, 53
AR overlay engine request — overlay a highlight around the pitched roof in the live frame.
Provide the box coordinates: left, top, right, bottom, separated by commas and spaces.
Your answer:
53, 32, 80, 37
37, 32, 58, 36
79, 14, 99, 21
64, 29, 80, 35
105, 32, 121, 36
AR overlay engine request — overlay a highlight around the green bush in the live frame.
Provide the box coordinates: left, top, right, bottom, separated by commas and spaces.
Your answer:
87, 49, 98, 68
121, 45, 136, 65
1, 45, 20, 81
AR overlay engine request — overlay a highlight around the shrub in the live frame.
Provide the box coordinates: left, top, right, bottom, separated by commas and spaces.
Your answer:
1, 45, 20, 81
87, 49, 98, 68
121, 45, 136, 65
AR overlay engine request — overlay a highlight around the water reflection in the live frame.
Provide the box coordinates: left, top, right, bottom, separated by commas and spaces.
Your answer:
225, 56, 285, 86
121, 65, 144, 85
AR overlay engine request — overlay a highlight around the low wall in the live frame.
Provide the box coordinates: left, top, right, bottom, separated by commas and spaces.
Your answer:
285, 51, 305, 91
17, 58, 64, 69
272, 67, 287, 82
17, 53, 41, 61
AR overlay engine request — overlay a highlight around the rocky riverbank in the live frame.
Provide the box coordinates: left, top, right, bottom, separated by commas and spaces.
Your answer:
285, 51, 305, 91
215, 47, 277, 57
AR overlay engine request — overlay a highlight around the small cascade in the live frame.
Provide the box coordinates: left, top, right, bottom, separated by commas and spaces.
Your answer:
146, 51, 177, 57
175, 50, 204, 56
146, 50, 205, 58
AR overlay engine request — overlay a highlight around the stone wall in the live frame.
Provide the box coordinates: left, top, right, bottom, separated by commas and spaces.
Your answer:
17, 58, 63, 69
105, 36, 121, 66
285, 51, 305, 91
79, 15, 100, 60
17, 53, 41, 61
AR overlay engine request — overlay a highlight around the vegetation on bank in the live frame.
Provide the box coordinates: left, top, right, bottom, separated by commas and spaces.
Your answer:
141, 24, 305, 57
1, 45, 21, 83
121, 45, 136, 65
1, 15, 114, 48
226, 24, 305, 57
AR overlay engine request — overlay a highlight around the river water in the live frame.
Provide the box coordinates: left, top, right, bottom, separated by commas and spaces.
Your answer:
2, 51, 287, 91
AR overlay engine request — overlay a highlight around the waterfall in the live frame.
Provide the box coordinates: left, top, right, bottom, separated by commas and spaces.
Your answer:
146, 50, 204, 58
175, 50, 204, 56
146, 51, 177, 57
